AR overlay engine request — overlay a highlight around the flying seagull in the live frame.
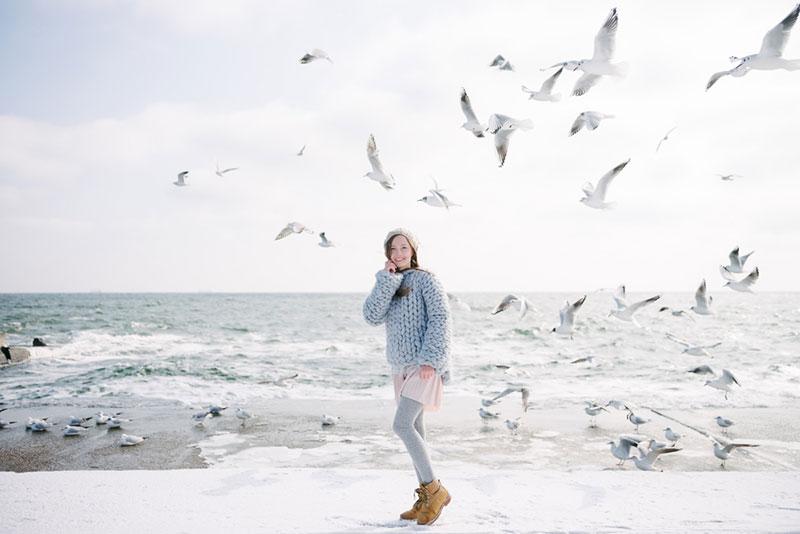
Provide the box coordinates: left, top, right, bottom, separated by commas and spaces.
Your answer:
275, 222, 314, 241
520, 67, 563, 102
706, 4, 800, 90
552, 295, 587, 336
656, 126, 677, 152
459, 88, 486, 137
690, 279, 714, 315
300, 49, 333, 64
569, 111, 614, 136
486, 113, 533, 167
544, 8, 627, 96
215, 162, 239, 177
365, 134, 396, 190
318, 232, 335, 248
580, 158, 630, 209
418, 177, 460, 210
174, 171, 189, 187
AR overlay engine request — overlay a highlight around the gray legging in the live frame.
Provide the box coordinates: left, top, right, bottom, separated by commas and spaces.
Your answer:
392, 396, 435, 484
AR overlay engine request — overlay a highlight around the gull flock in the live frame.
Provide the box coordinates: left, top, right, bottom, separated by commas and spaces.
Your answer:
158, 4, 796, 470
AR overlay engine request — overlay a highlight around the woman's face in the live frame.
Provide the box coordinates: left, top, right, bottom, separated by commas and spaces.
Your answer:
389, 235, 413, 270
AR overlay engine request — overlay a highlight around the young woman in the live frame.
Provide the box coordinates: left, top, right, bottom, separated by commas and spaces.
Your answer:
362, 228, 453, 525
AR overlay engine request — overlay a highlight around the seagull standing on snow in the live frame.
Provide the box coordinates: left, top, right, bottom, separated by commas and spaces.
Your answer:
551, 295, 587, 337
584, 401, 608, 427
713, 441, 759, 468
459, 88, 486, 137
626, 409, 650, 432
299, 49, 332, 64
580, 158, 630, 209
119, 434, 146, 446
236, 407, 252, 427
705, 369, 741, 399
365, 134, 396, 190
521, 67, 564, 102
715, 415, 735, 434
544, 8, 627, 96
569, 111, 614, 136
607, 435, 644, 466
174, 171, 188, 187
690, 279, 714, 315
275, 222, 314, 241
706, 4, 800, 91
486, 114, 533, 167
664, 427, 682, 445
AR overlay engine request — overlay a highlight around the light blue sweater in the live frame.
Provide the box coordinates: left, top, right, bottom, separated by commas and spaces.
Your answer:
362, 268, 452, 384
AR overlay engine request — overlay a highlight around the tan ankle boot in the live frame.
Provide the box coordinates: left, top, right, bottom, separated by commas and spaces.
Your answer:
416, 479, 451, 525
399, 486, 424, 520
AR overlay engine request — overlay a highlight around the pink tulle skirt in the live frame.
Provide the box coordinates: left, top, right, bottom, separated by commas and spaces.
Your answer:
393, 365, 444, 412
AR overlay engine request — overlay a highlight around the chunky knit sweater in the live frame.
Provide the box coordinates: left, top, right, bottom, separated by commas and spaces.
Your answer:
363, 268, 452, 384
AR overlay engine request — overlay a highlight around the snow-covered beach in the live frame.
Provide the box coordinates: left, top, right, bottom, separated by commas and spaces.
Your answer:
3, 467, 799, 532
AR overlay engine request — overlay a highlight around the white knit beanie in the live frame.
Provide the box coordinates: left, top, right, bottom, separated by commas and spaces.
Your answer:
383, 228, 420, 251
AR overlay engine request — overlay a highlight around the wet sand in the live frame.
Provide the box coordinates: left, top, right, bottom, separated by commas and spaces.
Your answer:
2, 396, 799, 473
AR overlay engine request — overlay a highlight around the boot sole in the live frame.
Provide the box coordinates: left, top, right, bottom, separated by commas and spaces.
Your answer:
418, 494, 451, 526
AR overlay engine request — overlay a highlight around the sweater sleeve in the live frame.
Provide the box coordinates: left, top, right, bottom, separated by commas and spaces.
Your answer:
416, 272, 452, 372
362, 270, 403, 326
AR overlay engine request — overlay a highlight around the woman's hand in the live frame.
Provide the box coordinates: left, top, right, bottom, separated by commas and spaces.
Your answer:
419, 365, 435, 380
384, 260, 398, 273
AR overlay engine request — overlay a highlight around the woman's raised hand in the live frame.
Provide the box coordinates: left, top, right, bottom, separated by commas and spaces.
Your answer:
419, 365, 435, 380
384, 260, 398, 273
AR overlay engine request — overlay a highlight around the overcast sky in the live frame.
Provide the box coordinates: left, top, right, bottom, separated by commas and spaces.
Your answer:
1, 0, 798, 293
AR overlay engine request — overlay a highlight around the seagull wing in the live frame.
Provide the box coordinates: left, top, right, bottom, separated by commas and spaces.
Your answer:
367, 134, 386, 174
592, 7, 619, 62
594, 159, 630, 201
494, 128, 515, 167
490, 386, 521, 402
728, 247, 742, 269
487, 113, 513, 134
706, 68, 734, 91
626, 295, 661, 314
573, 73, 602, 96
275, 225, 294, 240
540, 67, 564, 93
564, 295, 587, 325
570, 114, 586, 136
489, 54, 506, 67
760, 4, 800, 57
581, 181, 595, 198
723, 442, 758, 453
742, 267, 760, 286
721, 368, 740, 386
460, 88, 480, 123
493, 294, 518, 314
695, 279, 709, 307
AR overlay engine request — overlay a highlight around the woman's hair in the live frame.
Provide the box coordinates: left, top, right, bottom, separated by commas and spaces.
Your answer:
384, 234, 424, 298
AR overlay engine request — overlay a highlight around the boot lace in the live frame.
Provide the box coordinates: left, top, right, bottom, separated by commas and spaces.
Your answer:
415, 487, 429, 506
